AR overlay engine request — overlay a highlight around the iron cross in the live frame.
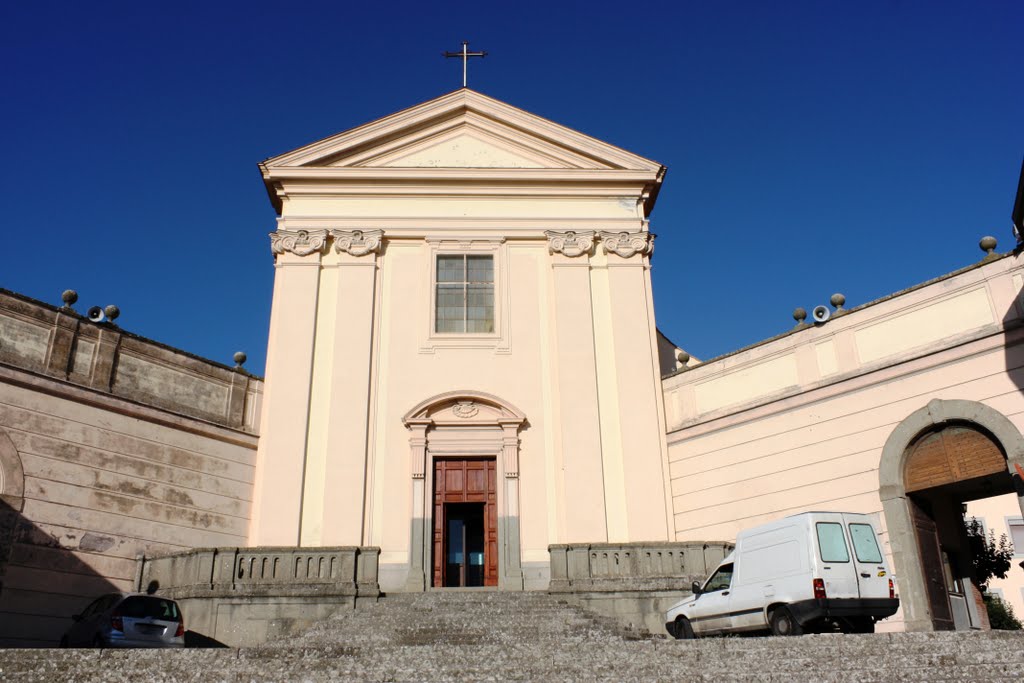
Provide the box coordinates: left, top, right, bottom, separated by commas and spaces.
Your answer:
443, 41, 487, 88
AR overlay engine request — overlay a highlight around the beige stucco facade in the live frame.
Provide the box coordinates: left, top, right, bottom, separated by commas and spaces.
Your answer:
248, 90, 674, 590
663, 250, 1024, 630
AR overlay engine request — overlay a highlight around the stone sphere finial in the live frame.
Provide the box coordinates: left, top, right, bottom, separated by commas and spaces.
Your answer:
830, 293, 846, 310
793, 307, 807, 324
103, 305, 120, 322
61, 289, 78, 308
233, 351, 247, 368
980, 236, 997, 254
675, 350, 690, 365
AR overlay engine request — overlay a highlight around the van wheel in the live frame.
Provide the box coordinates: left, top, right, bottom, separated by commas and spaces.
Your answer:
770, 607, 803, 636
673, 616, 695, 640
845, 617, 874, 634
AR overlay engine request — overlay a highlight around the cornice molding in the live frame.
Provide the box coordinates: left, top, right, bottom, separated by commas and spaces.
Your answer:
331, 229, 383, 256
599, 230, 655, 259
545, 230, 595, 258
269, 229, 329, 257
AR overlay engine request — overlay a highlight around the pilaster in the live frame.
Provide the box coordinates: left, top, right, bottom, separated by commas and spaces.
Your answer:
548, 233, 607, 543
320, 230, 382, 545
249, 230, 325, 546
603, 233, 669, 541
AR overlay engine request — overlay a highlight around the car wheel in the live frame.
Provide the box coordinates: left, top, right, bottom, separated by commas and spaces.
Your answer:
770, 606, 803, 636
673, 616, 696, 640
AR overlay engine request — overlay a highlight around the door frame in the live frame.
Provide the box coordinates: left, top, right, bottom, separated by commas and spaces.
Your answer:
403, 391, 526, 591
879, 399, 1024, 631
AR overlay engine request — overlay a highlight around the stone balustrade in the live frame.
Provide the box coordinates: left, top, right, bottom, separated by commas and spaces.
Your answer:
136, 546, 380, 646
139, 546, 380, 599
547, 541, 734, 634
548, 541, 733, 592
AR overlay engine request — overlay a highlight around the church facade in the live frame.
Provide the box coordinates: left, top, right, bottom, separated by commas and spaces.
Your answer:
250, 89, 674, 592
2, 88, 1023, 644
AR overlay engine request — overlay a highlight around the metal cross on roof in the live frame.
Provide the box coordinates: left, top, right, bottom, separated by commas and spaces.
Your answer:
443, 41, 487, 88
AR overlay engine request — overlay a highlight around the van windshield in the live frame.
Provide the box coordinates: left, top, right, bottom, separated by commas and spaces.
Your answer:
848, 523, 883, 563
815, 522, 850, 562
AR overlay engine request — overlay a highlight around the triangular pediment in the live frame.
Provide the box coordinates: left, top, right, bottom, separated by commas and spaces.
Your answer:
366, 130, 548, 169
262, 89, 663, 172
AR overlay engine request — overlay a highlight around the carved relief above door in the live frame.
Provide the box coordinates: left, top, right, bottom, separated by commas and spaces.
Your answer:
403, 391, 526, 591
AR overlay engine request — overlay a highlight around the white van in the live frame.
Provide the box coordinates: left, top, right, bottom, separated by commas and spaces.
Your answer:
665, 512, 899, 638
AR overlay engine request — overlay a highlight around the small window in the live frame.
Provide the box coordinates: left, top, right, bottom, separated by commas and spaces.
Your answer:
435, 255, 494, 334
848, 523, 883, 564
816, 522, 850, 563
1009, 518, 1024, 556
703, 563, 734, 592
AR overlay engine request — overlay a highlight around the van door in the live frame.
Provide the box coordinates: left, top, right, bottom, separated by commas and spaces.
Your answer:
814, 518, 859, 599
689, 562, 734, 635
844, 516, 890, 599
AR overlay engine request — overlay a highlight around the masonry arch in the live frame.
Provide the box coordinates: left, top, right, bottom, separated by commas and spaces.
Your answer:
879, 399, 1024, 631
402, 391, 526, 591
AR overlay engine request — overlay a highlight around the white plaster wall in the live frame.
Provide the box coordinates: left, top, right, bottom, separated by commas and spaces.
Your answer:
663, 252, 1024, 631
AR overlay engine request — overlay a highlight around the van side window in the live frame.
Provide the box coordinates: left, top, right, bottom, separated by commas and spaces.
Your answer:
848, 523, 883, 563
703, 563, 734, 592
815, 522, 850, 562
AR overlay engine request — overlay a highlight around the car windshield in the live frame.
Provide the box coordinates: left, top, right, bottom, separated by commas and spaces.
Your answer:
117, 596, 180, 621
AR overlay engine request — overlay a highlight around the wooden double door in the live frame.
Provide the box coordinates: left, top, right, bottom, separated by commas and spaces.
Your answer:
432, 458, 498, 587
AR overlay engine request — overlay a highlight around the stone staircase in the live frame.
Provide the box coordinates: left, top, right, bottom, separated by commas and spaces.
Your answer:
2, 590, 1024, 681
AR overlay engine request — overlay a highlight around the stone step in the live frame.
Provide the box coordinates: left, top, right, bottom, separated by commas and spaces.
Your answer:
2, 590, 1022, 682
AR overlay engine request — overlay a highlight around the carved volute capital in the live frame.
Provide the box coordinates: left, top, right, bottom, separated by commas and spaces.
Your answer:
599, 230, 654, 259
546, 230, 595, 258
269, 229, 329, 257
332, 229, 383, 257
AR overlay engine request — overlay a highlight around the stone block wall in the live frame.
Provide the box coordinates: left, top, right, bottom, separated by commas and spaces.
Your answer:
0, 288, 263, 646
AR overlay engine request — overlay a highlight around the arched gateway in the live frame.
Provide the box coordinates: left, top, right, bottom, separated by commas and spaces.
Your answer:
403, 391, 526, 591
880, 399, 1024, 631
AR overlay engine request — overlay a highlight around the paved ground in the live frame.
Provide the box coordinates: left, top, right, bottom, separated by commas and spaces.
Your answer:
2, 591, 1022, 681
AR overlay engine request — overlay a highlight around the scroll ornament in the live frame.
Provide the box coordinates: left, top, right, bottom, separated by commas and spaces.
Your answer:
545, 230, 596, 258
599, 231, 654, 259
332, 229, 383, 257
269, 229, 329, 257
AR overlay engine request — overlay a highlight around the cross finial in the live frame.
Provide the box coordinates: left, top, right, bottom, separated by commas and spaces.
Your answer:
443, 41, 487, 88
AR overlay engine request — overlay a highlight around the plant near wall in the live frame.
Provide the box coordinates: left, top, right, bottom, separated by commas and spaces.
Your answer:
965, 518, 1021, 630
966, 518, 1014, 591
983, 594, 1023, 630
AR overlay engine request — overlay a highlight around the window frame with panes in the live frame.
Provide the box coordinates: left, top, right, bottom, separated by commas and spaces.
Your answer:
434, 253, 496, 335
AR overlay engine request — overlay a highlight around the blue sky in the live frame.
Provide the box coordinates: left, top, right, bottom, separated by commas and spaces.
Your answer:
2, 1, 1022, 372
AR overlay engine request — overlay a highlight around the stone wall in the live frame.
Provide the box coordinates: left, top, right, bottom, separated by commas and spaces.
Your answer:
0, 288, 263, 646
138, 546, 381, 647
548, 541, 733, 635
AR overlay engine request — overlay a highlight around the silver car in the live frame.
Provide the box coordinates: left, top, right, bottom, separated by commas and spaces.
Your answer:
60, 592, 185, 648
